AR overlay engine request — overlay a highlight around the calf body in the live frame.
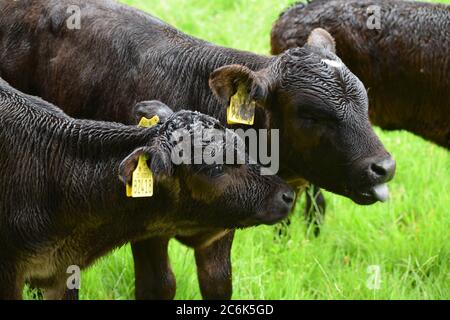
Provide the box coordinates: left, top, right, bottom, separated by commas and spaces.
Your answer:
0, 79, 292, 299
271, 0, 450, 148
0, 0, 395, 299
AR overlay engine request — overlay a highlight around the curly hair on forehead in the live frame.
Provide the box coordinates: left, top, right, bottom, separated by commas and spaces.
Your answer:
156, 110, 242, 159
277, 51, 342, 88
163, 110, 224, 133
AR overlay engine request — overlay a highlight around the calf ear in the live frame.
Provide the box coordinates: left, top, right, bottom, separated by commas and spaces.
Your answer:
209, 65, 270, 104
307, 28, 336, 53
118, 145, 173, 185
133, 100, 174, 124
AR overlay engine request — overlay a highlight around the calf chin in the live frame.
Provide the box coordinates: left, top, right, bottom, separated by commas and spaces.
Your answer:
243, 186, 295, 226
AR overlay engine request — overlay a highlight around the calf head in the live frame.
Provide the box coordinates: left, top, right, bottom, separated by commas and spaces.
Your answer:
119, 101, 294, 229
209, 28, 395, 205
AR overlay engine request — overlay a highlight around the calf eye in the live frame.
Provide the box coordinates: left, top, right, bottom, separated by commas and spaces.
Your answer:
203, 164, 225, 178
298, 115, 318, 126
297, 108, 318, 122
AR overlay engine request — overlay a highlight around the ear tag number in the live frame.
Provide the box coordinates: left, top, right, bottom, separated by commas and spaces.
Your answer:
227, 84, 255, 125
126, 115, 159, 197
129, 154, 153, 198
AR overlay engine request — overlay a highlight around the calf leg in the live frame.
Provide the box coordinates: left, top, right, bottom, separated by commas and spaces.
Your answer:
39, 275, 73, 300
29, 274, 78, 300
178, 231, 234, 300
0, 264, 22, 300
304, 184, 326, 237
62, 288, 79, 300
131, 237, 176, 300
43, 283, 66, 300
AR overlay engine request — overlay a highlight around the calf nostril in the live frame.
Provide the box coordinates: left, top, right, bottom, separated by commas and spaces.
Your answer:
370, 162, 387, 177
282, 192, 295, 204
370, 158, 396, 181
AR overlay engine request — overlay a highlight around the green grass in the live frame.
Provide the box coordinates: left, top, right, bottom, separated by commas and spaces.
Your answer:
33, 0, 450, 300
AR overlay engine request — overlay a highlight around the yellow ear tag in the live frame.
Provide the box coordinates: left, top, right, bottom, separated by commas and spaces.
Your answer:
126, 183, 133, 197
126, 115, 159, 198
138, 115, 160, 128
129, 154, 153, 198
227, 84, 255, 126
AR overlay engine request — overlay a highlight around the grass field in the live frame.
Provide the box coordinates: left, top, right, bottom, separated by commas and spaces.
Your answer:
35, 0, 450, 300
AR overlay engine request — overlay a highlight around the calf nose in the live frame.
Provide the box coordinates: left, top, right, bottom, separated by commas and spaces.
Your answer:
282, 191, 295, 206
253, 187, 296, 226
279, 189, 295, 212
369, 157, 396, 182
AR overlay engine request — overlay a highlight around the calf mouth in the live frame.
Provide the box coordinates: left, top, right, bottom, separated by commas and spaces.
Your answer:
349, 183, 390, 205
254, 210, 290, 225
239, 209, 291, 228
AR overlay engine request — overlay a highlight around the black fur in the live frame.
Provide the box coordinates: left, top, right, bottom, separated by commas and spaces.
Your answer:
0, 0, 395, 300
0, 79, 293, 299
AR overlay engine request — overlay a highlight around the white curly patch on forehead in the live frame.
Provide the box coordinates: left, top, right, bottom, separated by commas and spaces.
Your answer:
191, 120, 205, 133
322, 59, 344, 69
